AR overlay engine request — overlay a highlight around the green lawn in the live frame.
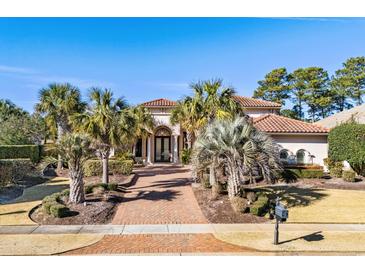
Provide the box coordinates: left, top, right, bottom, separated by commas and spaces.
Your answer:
0, 177, 69, 225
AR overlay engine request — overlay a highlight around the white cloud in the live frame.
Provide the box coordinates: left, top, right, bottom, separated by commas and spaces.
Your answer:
0, 65, 36, 74
0, 64, 114, 90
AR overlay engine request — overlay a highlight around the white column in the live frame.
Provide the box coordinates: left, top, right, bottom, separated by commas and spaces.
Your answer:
147, 136, 152, 164
173, 135, 179, 164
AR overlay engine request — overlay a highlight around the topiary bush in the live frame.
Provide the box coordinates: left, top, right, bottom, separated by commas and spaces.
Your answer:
330, 162, 343, 178
0, 145, 42, 163
84, 159, 134, 177
250, 195, 269, 216
0, 159, 33, 185
329, 122, 365, 176
42, 191, 70, 217
49, 204, 69, 218
342, 170, 356, 182
181, 148, 192, 165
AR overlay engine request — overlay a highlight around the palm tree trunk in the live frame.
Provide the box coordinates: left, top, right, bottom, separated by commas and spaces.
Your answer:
209, 164, 216, 186
227, 163, 240, 199
56, 122, 64, 171
186, 132, 193, 149
69, 168, 85, 204
101, 149, 110, 184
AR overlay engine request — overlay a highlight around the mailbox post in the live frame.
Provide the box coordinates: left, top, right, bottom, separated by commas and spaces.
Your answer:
274, 197, 288, 245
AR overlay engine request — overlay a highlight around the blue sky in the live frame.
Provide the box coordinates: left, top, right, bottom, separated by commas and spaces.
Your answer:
0, 17, 365, 112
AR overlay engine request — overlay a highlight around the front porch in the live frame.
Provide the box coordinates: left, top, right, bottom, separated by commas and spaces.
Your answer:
133, 126, 188, 164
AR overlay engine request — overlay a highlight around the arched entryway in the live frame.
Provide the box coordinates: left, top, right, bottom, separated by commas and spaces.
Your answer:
154, 127, 172, 162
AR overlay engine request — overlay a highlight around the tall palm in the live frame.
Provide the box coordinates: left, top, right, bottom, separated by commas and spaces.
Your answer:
73, 88, 131, 184
129, 105, 155, 139
57, 133, 94, 203
35, 83, 85, 170
193, 116, 282, 199
171, 79, 243, 149
170, 95, 205, 148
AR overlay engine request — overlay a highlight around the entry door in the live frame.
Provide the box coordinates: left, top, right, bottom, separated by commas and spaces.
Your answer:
155, 137, 171, 162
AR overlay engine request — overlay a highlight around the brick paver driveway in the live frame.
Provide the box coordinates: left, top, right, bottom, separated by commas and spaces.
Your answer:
63, 234, 255, 255
112, 164, 207, 224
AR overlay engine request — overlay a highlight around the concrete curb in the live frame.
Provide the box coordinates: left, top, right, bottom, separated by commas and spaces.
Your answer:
2, 223, 365, 235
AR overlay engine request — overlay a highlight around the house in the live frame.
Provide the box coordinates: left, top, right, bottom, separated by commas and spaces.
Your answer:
314, 103, 365, 129
133, 96, 329, 166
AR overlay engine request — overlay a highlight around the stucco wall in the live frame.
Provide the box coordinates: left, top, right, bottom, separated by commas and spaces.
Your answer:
271, 134, 328, 167
245, 108, 279, 118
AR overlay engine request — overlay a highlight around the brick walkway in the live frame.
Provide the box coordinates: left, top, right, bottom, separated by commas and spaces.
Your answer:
63, 234, 254, 255
112, 165, 207, 224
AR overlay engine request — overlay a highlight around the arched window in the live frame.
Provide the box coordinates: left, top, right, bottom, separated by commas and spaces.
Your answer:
296, 149, 306, 165
155, 127, 171, 137
280, 149, 289, 160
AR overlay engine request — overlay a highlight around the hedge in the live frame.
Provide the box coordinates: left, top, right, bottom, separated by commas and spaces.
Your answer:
0, 159, 33, 186
329, 123, 365, 176
84, 159, 134, 177
250, 195, 269, 216
0, 145, 42, 163
287, 168, 324, 179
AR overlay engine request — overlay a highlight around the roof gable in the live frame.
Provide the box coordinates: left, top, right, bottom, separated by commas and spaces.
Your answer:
253, 114, 329, 134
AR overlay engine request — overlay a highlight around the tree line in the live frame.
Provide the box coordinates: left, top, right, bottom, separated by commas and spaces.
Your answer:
253, 56, 365, 122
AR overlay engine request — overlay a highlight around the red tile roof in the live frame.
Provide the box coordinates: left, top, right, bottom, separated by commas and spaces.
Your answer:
253, 114, 329, 134
142, 98, 177, 107
233, 95, 281, 108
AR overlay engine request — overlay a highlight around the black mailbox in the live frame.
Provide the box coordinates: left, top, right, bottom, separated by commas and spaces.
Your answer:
275, 204, 288, 221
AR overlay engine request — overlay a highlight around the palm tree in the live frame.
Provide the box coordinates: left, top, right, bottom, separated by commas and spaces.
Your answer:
57, 133, 94, 203
170, 95, 205, 149
171, 79, 243, 149
193, 116, 282, 199
35, 83, 85, 170
129, 105, 155, 139
73, 88, 132, 184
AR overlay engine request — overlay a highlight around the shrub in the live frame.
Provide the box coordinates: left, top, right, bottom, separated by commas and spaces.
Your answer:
92, 186, 105, 195
180, 148, 192, 165
110, 160, 134, 176
0, 145, 41, 163
246, 191, 257, 203
114, 151, 134, 161
49, 204, 69, 218
230, 196, 248, 213
84, 159, 134, 177
330, 162, 343, 178
287, 169, 324, 179
108, 183, 118, 191
329, 123, 365, 176
250, 195, 269, 216
85, 185, 94, 194
0, 159, 32, 185
342, 170, 356, 182
42, 191, 70, 217
280, 169, 299, 183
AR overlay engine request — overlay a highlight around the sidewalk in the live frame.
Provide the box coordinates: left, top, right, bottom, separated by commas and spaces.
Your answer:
2, 223, 365, 235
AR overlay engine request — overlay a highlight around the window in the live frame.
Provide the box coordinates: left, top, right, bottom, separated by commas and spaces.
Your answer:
296, 149, 306, 164
155, 127, 170, 137
280, 150, 289, 160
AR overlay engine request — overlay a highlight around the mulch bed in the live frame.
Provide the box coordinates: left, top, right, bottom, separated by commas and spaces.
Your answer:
30, 192, 123, 225
192, 185, 268, 224
0, 176, 48, 204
